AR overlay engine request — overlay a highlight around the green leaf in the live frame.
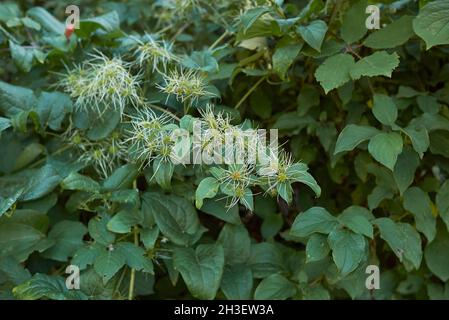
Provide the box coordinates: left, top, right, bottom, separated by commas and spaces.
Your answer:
102, 164, 138, 191
248, 243, 286, 278
173, 244, 225, 300
374, 218, 422, 269
306, 233, 330, 262
254, 273, 297, 300
413, 0, 449, 49
9, 41, 34, 72
315, 53, 355, 94
0, 117, 11, 135
372, 93, 398, 126
13, 274, 86, 300
27, 7, 64, 34
297, 84, 320, 116
107, 208, 142, 234
93, 248, 126, 283
340, 0, 368, 44
0, 81, 36, 117
152, 159, 174, 190
183, 50, 218, 73
36, 92, 72, 131
217, 224, 251, 265
393, 148, 420, 196
195, 177, 219, 209
200, 198, 241, 224
334, 124, 379, 154
272, 40, 303, 80
290, 207, 338, 238
241, 6, 271, 32
61, 172, 100, 193
0, 186, 24, 218
0, 3, 20, 23
417, 95, 440, 114
85, 108, 121, 141
425, 228, 449, 281
402, 125, 429, 158
261, 213, 283, 239
42, 221, 87, 262
0, 256, 31, 286
72, 244, 103, 270
328, 228, 366, 275
288, 164, 321, 197
297, 20, 327, 52
436, 181, 449, 232
350, 51, 400, 80
0, 223, 48, 262
144, 192, 205, 246
20, 164, 63, 201
339, 209, 373, 239
368, 132, 403, 170
364, 15, 414, 49
21, 17, 41, 30
403, 187, 436, 242
77, 11, 121, 38
221, 264, 253, 300
88, 214, 116, 246
116, 242, 154, 274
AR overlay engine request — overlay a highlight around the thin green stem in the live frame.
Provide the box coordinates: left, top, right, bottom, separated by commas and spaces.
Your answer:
113, 267, 128, 299
147, 103, 180, 121
28, 144, 72, 169
128, 226, 139, 300
209, 30, 230, 51
235, 76, 267, 109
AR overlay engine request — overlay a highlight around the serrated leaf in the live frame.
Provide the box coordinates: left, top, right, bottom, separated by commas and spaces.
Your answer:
350, 52, 400, 80
315, 53, 355, 94
413, 0, 449, 49
364, 15, 414, 49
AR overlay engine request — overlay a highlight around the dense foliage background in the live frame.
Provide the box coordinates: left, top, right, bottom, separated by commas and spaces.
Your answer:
1, 0, 449, 300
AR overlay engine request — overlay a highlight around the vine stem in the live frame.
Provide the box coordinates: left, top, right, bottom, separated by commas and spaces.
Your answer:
234, 76, 267, 109
148, 103, 180, 121
128, 225, 139, 300
28, 144, 72, 169
209, 30, 229, 51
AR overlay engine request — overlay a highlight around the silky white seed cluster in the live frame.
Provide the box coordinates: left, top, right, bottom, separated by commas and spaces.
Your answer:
59, 51, 141, 117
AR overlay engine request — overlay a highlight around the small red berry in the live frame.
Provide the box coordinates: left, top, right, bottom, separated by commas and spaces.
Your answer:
65, 24, 75, 40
